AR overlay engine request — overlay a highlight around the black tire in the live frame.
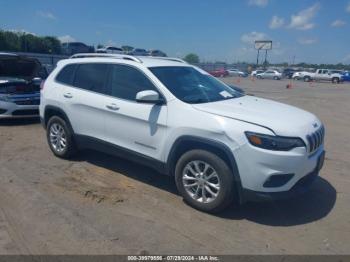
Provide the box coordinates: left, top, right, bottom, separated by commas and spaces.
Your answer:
46, 116, 77, 159
273, 76, 278, 80
304, 76, 311, 82
332, 77, 339, 84
257, 75, 262, 79
175, 149, 235, 213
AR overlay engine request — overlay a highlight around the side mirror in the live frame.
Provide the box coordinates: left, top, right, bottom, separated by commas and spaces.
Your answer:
136, 90, 165, 104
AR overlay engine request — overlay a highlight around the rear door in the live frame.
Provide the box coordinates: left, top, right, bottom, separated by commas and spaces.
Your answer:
62, 62, 111, 140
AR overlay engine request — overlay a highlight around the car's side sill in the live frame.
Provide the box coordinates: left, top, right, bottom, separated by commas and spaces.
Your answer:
74, 134, 168, 175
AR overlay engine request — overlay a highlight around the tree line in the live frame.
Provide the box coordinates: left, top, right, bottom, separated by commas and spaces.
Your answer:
0, 29, 349, 70
0, 30, 61, 54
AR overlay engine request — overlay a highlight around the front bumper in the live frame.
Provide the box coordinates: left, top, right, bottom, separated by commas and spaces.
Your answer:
0, 93, 40, 118
234, 137, 325, 196
242, 168, 319, 202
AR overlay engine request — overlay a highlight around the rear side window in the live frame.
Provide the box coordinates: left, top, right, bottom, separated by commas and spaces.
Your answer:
108, 64, 157, 101
73, 63, 109, 94
56, 64, 77, 85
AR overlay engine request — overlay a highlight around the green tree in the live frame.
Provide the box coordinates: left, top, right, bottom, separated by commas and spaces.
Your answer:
183, 53, 199, 64
0, 29, 62, 54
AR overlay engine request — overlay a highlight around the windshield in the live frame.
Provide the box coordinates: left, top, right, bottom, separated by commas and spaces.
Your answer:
0, 57, 40, 79
149, 66, 243, 104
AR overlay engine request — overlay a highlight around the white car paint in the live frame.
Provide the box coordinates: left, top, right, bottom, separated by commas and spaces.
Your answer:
40, 54, 325, 195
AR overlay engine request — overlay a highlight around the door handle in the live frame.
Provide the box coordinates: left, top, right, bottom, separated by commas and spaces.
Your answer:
106, 103, 120, 111
63, 93, 73, 98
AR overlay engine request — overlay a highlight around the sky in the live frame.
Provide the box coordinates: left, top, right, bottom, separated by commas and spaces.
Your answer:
1, 0, 350, 64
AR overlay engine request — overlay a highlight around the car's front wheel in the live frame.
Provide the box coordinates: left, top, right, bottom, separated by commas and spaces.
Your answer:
47, 116, 77, 159
175, 150, 235, 213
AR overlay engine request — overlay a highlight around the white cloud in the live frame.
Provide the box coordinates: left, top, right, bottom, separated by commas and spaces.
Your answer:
269, 16, 285, 29
288, 3, 320, 30
8, 29, 36, 35
347, 2, 350, 13
58, 35, 76, 43
37, 11, 56, 20
248, 0, 268, 7
331, 19, 346, 27
298, 38, 318, 45
240, 31, 269, 45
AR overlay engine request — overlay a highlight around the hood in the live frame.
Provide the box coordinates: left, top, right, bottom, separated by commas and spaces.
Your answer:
0, 55, 41, 81
192, 96, 321, 137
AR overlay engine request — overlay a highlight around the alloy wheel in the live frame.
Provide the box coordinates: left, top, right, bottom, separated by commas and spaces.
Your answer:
182, 160, 221, 203
49, 123, 67, 153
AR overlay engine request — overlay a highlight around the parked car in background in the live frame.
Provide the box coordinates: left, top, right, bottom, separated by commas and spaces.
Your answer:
128, 48, 149, 56
96, 46, 124, 54
227, 69, 248, 77
0, 53, 47, 118
292, 71, 304, 80
148, 50, 167, 57
251, 70, 264, 76
341, 71, 350, 82
297, 69, 344, 83
61, 42, 93, 56
256, 70, 282, 80
283, 68, 298, 79
208, 68, 229, 77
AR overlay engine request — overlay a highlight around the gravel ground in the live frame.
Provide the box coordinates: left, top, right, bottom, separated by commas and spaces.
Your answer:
0, 77, 349, 255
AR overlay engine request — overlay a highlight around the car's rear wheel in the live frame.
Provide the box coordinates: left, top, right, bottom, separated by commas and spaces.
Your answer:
47, 116, 77, 159
332, 77, 340, 84
175, 150, 235, 213
257, 75, 262, 79
273, 76, 279, 80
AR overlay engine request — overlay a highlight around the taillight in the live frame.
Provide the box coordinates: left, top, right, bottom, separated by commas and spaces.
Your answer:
40, 80, 46, 90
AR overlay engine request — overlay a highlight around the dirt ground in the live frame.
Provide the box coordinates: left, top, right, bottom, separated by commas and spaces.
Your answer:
0, 78, 349, 255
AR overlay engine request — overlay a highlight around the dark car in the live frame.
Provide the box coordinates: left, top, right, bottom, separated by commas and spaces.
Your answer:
208, 69, 229, 77
283, 68, 298, 79
0, 53, 47, 118
61, 42, 94, 56
341, 71, 350, 82
149, 50, 167, 57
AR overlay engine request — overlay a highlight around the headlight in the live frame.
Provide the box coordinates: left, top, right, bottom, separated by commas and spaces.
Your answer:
0, 95, 10, 102
245, 132, 305, 151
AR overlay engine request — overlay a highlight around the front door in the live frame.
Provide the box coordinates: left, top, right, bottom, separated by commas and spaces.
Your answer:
103, 64, 168, 161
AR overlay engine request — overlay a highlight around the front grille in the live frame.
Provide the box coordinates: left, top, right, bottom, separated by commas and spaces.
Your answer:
307, 125, 325, 153
12, 109, 39, 116
14, 99, 40, 105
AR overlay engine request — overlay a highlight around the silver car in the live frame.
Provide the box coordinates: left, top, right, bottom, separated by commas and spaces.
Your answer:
256, 70, 282, 80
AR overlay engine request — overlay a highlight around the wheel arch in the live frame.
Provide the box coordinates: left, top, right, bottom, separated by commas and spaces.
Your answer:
166, 135, 243, 202
43, 105, 74, 133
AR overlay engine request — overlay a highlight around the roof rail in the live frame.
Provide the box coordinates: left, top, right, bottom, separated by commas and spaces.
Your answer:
150, 57, 187, 63
69, 53, 142, 63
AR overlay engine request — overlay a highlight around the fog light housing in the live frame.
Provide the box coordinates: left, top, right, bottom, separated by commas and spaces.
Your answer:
263, 173, 294, 188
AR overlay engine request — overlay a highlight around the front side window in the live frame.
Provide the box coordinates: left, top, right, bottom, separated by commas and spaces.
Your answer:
73, 63, 109, 94
108, 64, 157, 101
149, 66, 243, 104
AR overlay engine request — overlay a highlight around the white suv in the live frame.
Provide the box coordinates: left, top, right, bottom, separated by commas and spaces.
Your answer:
40, 54, 325, 213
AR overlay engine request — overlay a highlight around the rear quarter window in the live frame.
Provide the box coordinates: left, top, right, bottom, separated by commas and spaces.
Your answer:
56, 64, 77, 85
